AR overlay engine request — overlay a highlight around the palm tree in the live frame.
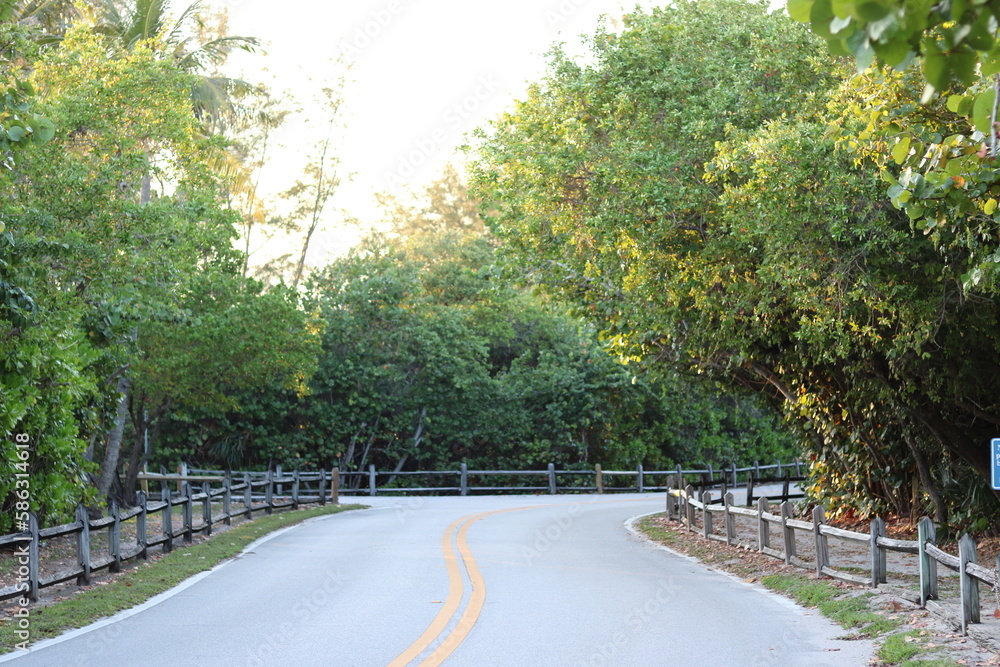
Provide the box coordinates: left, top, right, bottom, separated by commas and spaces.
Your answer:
16, 0, 261, 129
94, 0, 261, 127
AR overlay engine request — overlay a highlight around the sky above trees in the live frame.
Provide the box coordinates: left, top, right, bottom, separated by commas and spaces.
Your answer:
208, 0, 646, 260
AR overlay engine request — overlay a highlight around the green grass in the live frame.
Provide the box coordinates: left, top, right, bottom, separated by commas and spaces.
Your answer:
875, 630, 961, 666
761, 574, 901, 639
0, 503, 365, 653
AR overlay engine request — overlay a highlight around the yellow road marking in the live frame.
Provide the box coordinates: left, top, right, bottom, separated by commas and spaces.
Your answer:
418, 510, 507, 666
389, 498, 655, 666
386, 516, 466, 667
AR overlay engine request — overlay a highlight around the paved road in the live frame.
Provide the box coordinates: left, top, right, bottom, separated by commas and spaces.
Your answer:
2, 494, 872, 666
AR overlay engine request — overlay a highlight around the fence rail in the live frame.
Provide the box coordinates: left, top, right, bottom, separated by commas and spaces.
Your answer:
242, 459, 804, 497
0, 469, 339, 604
667, 486, 1000, 635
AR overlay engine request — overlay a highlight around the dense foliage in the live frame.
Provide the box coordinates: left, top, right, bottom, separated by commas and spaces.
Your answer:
0, 13, 315, 529
469, 0, 1000, 528
154, 178, 797, 483
9, 0, 999, 535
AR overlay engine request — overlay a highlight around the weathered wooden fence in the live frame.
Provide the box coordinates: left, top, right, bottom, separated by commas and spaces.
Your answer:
0, 468, 340, 604
261, 459, 804, 497
667, 486, 1000, 635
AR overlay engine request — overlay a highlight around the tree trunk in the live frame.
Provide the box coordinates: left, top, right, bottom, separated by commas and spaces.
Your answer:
97, 374, 131, 501
905, 431, 948, 527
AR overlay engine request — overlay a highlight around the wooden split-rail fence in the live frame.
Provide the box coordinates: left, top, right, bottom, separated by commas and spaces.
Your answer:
269, 459, 806, 497
0, 468, 340, 604
667, 485, 1000, 635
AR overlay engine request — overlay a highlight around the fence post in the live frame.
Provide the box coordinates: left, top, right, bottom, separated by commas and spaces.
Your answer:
318, 469, 327, 506
275, 463, 283, 497
794, 458, 802, 477
265, 470, 274, 515
202, 482, 212, 536
136, 491, 148, 560
161, 486, 173, 553
870, 517, 886, 587
724, 492, 736, 545
959, 533, 980, 633
182, 482, 193, 542
676, 465, 683, 493
780, 501, 795, 565
223, 474, 232, 525
918, 516, 937, 605
684, 484, 695, 531
813, 505, 829, 576
757, 497, 770, 551
108, 500, 121, 573
747, 472, 756, 507
292, 469, 300, 509
636, 464, 644, 493
460, 463, 468, 497
730, 463, 738, 487
548, 463, 557, 494
781, 470, 790, 502
75, 504, 91, 585
702, 491, 712, 539
243, 472, 252, 520
665, 484, 677, 519
595, 464, 604, 494
27, 512, 39, 602
332, 468, 340, 505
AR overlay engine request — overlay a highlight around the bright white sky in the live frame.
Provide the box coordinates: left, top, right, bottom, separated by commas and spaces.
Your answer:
206, 0, 644, 267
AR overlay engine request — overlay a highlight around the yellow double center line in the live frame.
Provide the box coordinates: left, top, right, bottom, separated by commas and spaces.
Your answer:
387, 508, 518, 667
389, 498, 652, 666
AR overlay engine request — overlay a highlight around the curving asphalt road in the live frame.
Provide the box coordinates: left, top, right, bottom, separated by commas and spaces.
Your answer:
1, 494, 872, 666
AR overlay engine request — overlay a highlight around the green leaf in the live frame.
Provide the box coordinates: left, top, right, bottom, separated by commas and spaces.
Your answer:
810, 0, 836, 39
872, 35, 913, 67
29, 116, 55, 145
973, 87, 997, 134
947, 94, 968, 113
965, 12, 996, 51
982, 43, 1000, 76
950, 49, 977, 86
787, 0, 815, 23
921, 47, 949, 92
6, 125, 24, 142
892, 136, 912, 164
950, 0, 967, 21
856, 1, 890, 21
984, 198, 998, 215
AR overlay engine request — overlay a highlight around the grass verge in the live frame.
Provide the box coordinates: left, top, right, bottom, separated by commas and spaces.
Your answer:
0, 503, 365, 653
875, 630, 961, 666
760, 574, 899, 638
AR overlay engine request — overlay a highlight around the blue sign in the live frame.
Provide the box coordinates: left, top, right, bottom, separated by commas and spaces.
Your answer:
993, 439, 1000, 490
